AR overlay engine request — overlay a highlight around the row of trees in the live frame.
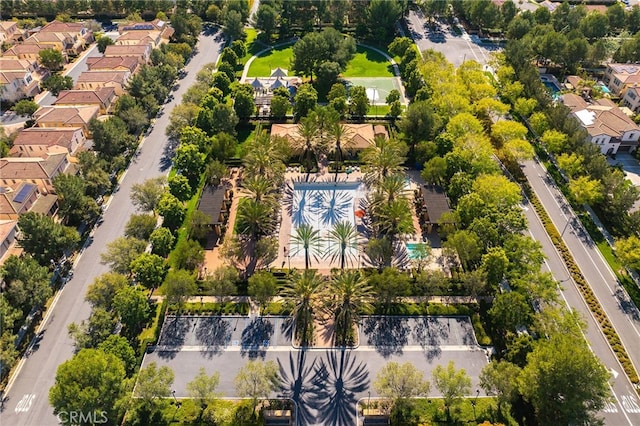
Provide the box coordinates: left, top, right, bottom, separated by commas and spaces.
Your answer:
383, 28, 613, 422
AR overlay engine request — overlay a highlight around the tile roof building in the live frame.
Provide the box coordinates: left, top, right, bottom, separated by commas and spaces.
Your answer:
603, 63, 640, 96
74, 70, 130, 95
0, 153, 69, 194
562, 93, 640, 154
85, 55, 140, 74
34, 105, 99, 136
103, 44, 151, 64
54, 87, 116, 114
9, 127, 85, 158
270, 123, 389, 152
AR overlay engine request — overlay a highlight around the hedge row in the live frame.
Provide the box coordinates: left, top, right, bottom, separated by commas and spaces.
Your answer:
526, 188, 640, 386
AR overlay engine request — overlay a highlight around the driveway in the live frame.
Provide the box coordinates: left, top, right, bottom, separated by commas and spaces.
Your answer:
143, 314, 488, 426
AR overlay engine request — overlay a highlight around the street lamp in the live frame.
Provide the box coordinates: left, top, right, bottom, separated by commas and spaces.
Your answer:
171, 390, 181, 408
470, 389, 480, 421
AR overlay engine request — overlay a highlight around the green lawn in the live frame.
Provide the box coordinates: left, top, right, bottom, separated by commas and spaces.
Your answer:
246, 45, 293, 78
342, 46, 394, 78
241, 28, 259, 64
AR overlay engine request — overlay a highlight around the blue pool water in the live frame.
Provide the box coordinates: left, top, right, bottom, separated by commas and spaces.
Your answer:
543, 81, 560, 94
406, 242, 428, 259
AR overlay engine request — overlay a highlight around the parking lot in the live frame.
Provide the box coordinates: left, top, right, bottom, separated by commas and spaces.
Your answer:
144, 314, 488, 425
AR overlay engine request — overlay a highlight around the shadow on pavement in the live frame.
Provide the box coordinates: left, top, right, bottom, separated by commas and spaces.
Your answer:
157, 315, 190, 359
413, 317, 442, 361
241, 317, 274, 359
363, 316, 409, 358
196, 316, 232, 357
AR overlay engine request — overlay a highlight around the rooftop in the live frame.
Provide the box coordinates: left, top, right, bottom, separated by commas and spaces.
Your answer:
420, 185, 452, 224
55, 87, 115, 105
34, 105, 99, 126
75, 70, 128, 84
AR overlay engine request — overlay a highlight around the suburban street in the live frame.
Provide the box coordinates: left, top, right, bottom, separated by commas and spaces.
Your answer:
523, 159, 640, 375
521, 189, 640, 425
1, 30, 225, 425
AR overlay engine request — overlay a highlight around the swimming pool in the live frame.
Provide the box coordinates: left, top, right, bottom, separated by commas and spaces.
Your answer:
543, 81, 560, 94
289, 181, 364, 262
406, 242, 429, 259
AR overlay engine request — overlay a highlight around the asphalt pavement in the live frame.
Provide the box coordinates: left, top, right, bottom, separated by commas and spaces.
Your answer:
521, 162, 640, 425
1, 30, 225, 425
405, 9, 498, 68
143, 315, 488, 426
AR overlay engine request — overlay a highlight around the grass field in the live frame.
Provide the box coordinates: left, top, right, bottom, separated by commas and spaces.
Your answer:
342, 46, 394, 78
247, 45, 293, 78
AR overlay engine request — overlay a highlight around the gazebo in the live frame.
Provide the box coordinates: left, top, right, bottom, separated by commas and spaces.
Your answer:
270, 78, 286, 90
250, 77, 263, 91
196, 185, 231, 245
270, 67, 288, 78
418, 184, 452, 233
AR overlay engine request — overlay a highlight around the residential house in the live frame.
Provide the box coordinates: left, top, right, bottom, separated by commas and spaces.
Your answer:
34, 106, 99, 136
0, 58, 40, 73
603, 63, 640, 96
1, 42, 59, 62
31, 20, 93, 55
0, 70, 40, 103
9, 127, 86, 157
0, 153, 69, 194
0, 219, 18, 262
622, 86, 640, 113
103, 44, 151, 64
0, 182, 39, 220
54, 87, 116, 114
86, 55, 140, 74
562, 93, 640, 154
118, 19, 174, 41
0, 21, 22, 44
115, 30, 164, 48
74, 70, 130, 95
270, 123, 388, 153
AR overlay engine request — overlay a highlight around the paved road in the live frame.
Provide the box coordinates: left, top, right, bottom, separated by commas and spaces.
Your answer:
144, 315, 488, 426
405, 9, 498, 67
524, 160, 640, 372
1, 30, 225, 425
521, 162, 640, 425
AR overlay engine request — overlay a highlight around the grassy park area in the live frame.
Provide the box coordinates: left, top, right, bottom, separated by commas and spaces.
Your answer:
343, 45, 395, 78
246, 44, 395, 79
246, 45, 293, 78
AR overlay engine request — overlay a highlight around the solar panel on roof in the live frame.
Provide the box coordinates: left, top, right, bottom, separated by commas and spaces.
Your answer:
13, 184, 34, 204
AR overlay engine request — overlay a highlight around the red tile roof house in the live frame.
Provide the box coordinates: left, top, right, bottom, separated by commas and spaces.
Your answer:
603, 63, 640, 97
270, 123, 389, 153
0, 70, 40, 103
103, 44, 152, 64
118, 19, 175, 41
0, 182, 39, 220
54, 87, 117, 114
1, 42, 62, 62
115, 30, 164, 49
74, 70, 130, 96
86, 55, 140, 74
0, 219, 18, 262
562, 93, 640, 155
9, 127, 86, 158
33, 105, 100, 137
34, 20, 94, 55
0, 152, 69, 195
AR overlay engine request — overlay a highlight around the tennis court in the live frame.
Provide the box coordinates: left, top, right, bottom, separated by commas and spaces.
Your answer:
344, 77, 406, 105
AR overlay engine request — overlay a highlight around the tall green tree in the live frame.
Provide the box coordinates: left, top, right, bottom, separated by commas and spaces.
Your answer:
281, 270, 324, 345
53, 173, 100, 225
100, 237, 147, 275
247, 271, 278, 311
17, 212, 79, 265
0, 254, 51, 315
134, 362, 175, 412
326, 221, 359, 269
291, 223, 323, 270
374, 361, 430, 401
187, 367, 221, 413
325, 270, 374, 346
432, 361, 472, 421
49, 349, 129, 424
161, 269, 197, 308
480, 360, 521, 414
234, 360, 280, 414
131, 177, 166, 212
39, 48, 64, 71
519, 333, 611, 425
85, 272, 128, 311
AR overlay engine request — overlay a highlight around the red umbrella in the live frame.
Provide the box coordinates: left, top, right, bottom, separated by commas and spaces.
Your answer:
354, 209, 365, 218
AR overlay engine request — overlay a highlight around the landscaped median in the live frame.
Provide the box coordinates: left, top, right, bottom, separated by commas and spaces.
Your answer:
521, 179, 640, 389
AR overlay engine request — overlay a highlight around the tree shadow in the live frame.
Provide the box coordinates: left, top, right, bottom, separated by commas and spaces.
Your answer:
615, 288, 640, 320
307, 350, 370, 426
156, 315, 190, 359
413, 317, 443, 361
195, 316, 232, 358
312, 187, 352, 227
159, 141, 176, 172
280, 316, 294, 341
241, 317, 274, 359
455, 317, 477, 346
277, 351, 318, 425
362, 316, 409, 358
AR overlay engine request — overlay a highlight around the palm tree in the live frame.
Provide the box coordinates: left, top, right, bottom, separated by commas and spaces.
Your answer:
325, 270, 374, 346
241, 175, 276, 205
374, 199, 414, 240
243, 131, 289, 184
236, 199, 275, 241
281, 270, 325, 346
291, 223, 322, 270
293, 112, 330, 173
369, 174, 409, 213
326, 221, 359, 269
327, 122, 353, 179
360, 135, 408, 185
